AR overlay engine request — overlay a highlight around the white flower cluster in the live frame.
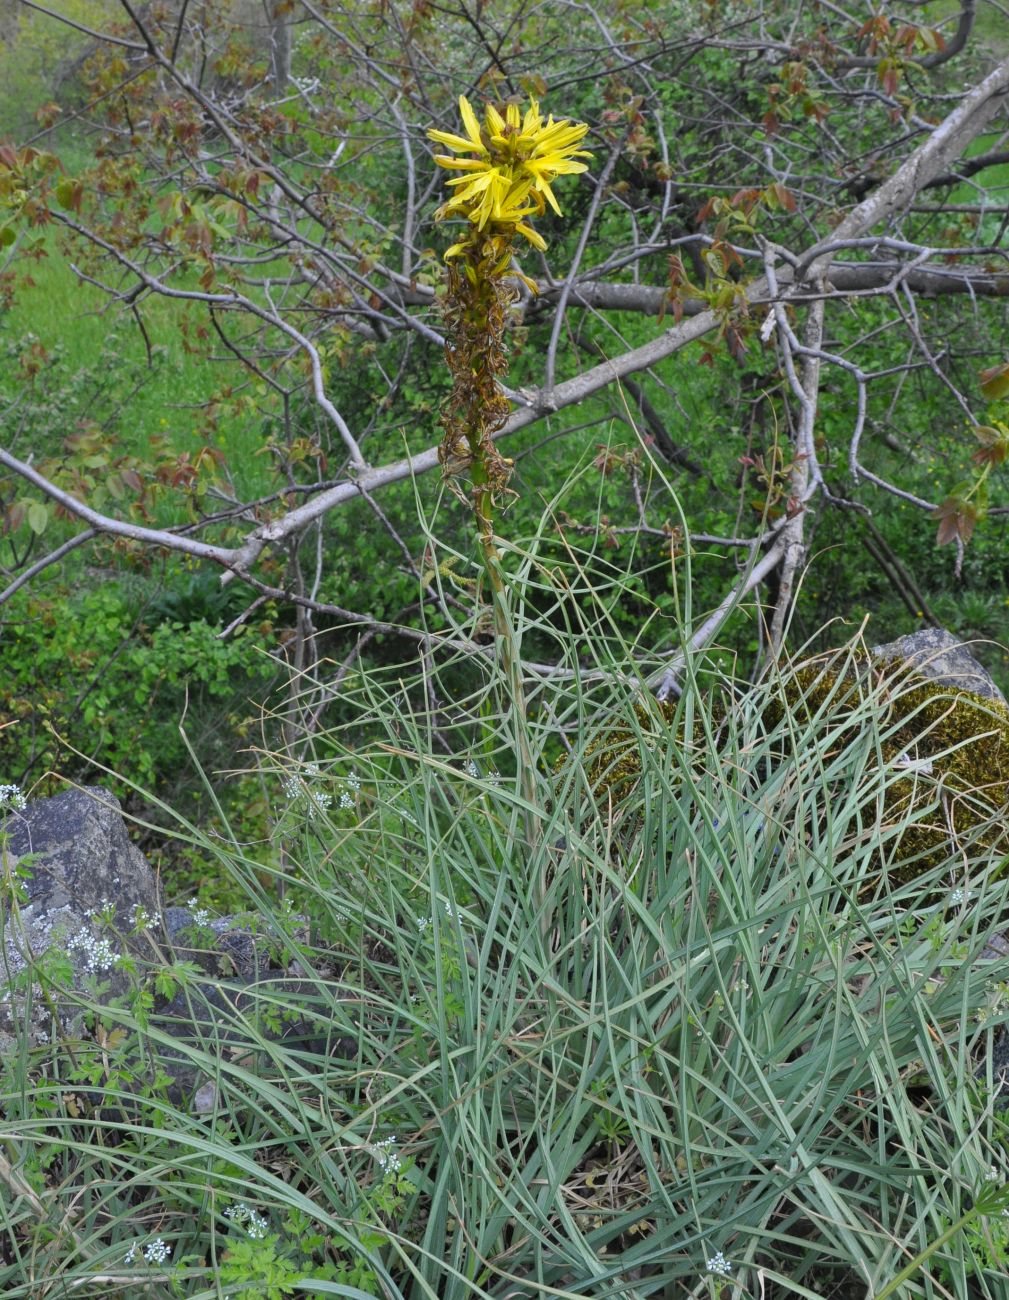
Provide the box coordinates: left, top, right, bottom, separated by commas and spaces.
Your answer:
67, 926, 121, 974
225, 1202, 269, 1239
187, 898, 213, 928
949, 886, 972, 906
0, 784, 26, 811
372, 1136, 401, 1173
133, 905, 156, 931
125, 1237, 171, 1264
418, 901, 457, 930
283, 762, 334, 819
706, 1251, 732, 1277
339, 771, 362, 810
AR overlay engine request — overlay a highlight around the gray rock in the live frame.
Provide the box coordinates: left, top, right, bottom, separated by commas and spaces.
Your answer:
0, 786, 161, 1050
870, 627, 1006, 707
153, 907, 356, 1105
162, 906, 276, 982
0, 785, 355, 1107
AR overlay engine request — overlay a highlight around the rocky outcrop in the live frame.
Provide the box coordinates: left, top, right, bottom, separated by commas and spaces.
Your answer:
0, 785, 350, 1105
0, 786, 162, 1051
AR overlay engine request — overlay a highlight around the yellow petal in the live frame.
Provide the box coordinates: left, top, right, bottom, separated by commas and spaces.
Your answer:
428, 128, 483, 154
458, 96, 485, 152
522, 100, 542, 134
433, 155, 489, 170
536, 176, 561, 215
532, 119, 590, 154
485, 103, 506, 136
449, 170, 497, 204
506, 102, 521, 129
516, 222, 547, 251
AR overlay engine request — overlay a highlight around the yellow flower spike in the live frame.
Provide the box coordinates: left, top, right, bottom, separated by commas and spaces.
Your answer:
429, 93, 591, 261
429, 93, 589, 618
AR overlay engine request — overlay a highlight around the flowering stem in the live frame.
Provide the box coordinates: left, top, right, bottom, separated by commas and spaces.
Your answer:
428, 94, 591, 862
441, 241, 538, 827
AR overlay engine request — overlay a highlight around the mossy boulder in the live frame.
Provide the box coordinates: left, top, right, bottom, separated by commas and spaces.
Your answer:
770, 631, 1009, 884
579, 631, 1009, 886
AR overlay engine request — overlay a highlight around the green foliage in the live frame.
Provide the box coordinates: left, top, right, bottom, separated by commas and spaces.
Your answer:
0, 579, 276, 808
0, 1, 120, 137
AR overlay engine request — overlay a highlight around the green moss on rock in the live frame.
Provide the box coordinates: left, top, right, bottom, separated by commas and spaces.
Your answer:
770, 657, 1009, 884
576, 652, 1009, 888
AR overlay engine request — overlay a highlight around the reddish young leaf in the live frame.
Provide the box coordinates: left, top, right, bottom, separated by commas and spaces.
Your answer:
979, 360, 1009, 401
931, 496, 977, 546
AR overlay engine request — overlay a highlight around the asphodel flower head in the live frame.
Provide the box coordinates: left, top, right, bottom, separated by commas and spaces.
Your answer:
428, 95, 591, 256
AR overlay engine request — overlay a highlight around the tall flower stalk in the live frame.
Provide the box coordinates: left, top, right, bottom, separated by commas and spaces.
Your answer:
428, 95, 591, 821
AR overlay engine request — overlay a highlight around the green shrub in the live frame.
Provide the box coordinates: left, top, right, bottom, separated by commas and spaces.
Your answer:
0, 580, 277, 819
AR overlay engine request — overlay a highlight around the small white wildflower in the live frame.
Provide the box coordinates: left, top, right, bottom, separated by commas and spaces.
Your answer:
346, 772, 361, 793
0, 784, 27, 812
225, 1203, 269, 1239
949, 886, 972, 907
987, 1166, 1000, 1182
373, 1137, 401, 1173
465, 759, 478, 778
443, 901, 455, 920
187, 898, 213, 927
339, 790, 354, 810
417, 916, 430, 932
144, 1238, 171, 1264
124, 1243, 138, 1264
706, 1251, 732, 1277
133, 906, 155, 930
246, 1211, 268, 1239
67, 928, 121, 974
307, 788, 332, 818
